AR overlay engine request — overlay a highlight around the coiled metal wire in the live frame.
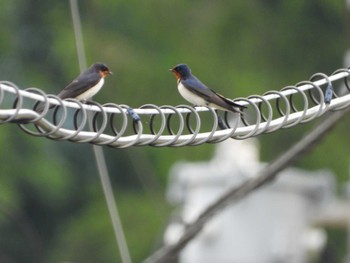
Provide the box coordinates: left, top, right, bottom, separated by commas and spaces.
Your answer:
0, 67, 349, 148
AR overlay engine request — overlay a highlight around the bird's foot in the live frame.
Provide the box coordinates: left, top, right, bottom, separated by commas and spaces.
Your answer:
82, 99, 95, 104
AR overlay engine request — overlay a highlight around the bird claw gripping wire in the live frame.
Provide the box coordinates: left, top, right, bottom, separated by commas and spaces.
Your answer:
0, 67, 350, 148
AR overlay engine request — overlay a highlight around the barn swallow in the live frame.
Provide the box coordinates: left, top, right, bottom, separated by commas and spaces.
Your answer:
169, 64, 245, 114
36, 62, 112, 112
57, 62, 112, 101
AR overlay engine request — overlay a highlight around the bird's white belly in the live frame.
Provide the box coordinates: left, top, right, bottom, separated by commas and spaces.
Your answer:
76, 78, 104, 101
178, 82, 207, 106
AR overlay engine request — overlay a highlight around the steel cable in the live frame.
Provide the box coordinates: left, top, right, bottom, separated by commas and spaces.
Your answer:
0, 67, 349, 147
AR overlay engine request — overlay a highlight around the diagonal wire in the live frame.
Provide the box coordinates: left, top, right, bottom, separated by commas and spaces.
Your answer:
70, 0, 86, 71
69, 1, 132, 262
142, 106, 350, 263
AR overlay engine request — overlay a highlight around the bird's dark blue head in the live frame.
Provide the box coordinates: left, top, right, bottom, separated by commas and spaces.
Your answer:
169, 64, 192, 80
91, 62, 113, 77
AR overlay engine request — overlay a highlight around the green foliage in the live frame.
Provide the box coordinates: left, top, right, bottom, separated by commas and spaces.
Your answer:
48, 191, 169, 263
0, 0, 348, 262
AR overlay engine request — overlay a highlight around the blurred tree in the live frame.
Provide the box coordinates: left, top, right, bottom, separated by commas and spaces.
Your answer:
0, 0, 348, 262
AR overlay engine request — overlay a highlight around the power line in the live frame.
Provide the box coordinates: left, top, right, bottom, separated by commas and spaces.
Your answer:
0, 67, 349, 147
69, 1, 132, 263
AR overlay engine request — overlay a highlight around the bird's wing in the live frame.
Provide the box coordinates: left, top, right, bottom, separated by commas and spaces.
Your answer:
181, 76, 217, 99
182, 76, 245, 111
213, 90, 246, 109
57, 72, 100, 99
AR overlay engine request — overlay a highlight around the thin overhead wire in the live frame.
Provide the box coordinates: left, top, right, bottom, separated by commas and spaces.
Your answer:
69, 0, 87, 72
69, 1, 132, 263
0, 67, 349, 147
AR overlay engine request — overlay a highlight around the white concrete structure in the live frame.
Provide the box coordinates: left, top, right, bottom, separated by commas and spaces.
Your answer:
165, 139, 335, 263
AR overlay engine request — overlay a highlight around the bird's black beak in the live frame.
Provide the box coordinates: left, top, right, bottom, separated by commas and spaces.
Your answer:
109, 71, 113, 75
169, 69, 174, 72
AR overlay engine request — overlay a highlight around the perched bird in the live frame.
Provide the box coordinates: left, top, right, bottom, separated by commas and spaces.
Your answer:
36, 62, 112, 112
57, 62, 112, 101
169, 64, 245, 114
9, 63, 112, 123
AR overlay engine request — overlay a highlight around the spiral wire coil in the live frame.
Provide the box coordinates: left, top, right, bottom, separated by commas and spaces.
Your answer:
0, 68, 350, 148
